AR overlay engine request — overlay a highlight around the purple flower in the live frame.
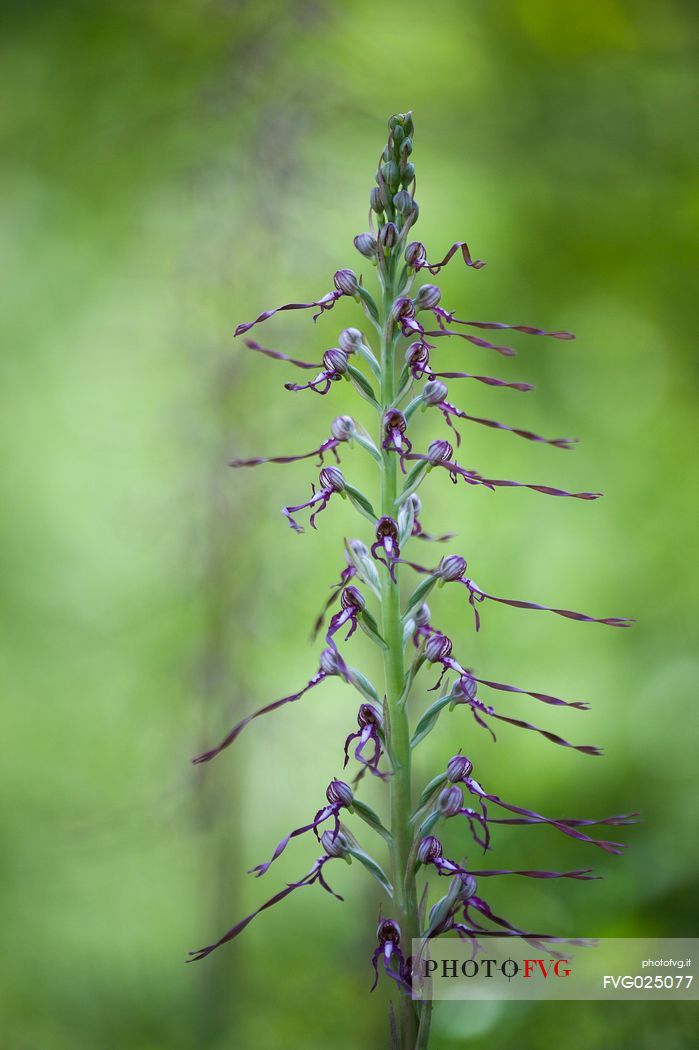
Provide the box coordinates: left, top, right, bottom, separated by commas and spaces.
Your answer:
417, 834, 598, 881
326, 585, 366, 644
449, 675, 602, 756
406, 554, 632, 632
406, 240, 486, 273
311, 540, 365, 639
405, 340, 533, 391
283, 466, 346, 532
446, 756, 629, 854
285, 348, 349, 394
248, 779, 354, 877
422, 379, 576, 450
188, 848, 345, 962
234, 286, 348, 337
344, 703, 387, 781
191, 647, 352, 765
382, 409, 412, 461
230, 415, 356, 470
427, 875, 593, 959
371, 919, 410, 992
371, 516, 401, 581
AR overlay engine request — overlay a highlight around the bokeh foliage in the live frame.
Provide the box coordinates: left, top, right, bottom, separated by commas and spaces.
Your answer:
1, 1, 697, 1047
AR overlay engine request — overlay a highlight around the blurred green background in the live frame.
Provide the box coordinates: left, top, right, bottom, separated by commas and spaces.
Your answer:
1, 1, 697, 1047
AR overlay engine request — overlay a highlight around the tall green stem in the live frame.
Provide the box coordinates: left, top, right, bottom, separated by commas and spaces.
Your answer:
379, 269, 420, 1047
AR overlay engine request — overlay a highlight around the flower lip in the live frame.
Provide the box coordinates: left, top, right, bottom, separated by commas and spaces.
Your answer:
447, 754, 474, 782
326, 779, 354, 808
439, 554, 467, 581
427, 438, 453, 464
319, 466, 345, 492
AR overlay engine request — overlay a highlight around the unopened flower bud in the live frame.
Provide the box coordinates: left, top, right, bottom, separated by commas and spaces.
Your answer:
354, 232, 377, 259
417, 835, 443, 864
439, 554, 467, 581
338, 327, 363, 353
333, 269, 359, 296
331, 415, 355, 441
405, 241, 426, 269
453, 674, 477, 703
370, 187, 384, 214
456, 873, 478, 901
447, 754, 473, 783
378, 222, 398, 249
400, 136, 413, 157
423, 379, 448, 405
392, 123, 405, 145
319, 647, 342, 675
326, 779, 354, 808
323, 348, 349, 374
349, 538, 369, 558
321, 829, 349, 858
393, 189, 413, 216
415, 284, 441, 310
319, 466, 345, 492
381, 160, 399, 189
425, 632, 452, 663
408, 493, 422, 514
427, 439, 453, 465
414, 602, 431, 627
400, 161, 415, 186
341, 585, 365, 612
438, 785, 464, 817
